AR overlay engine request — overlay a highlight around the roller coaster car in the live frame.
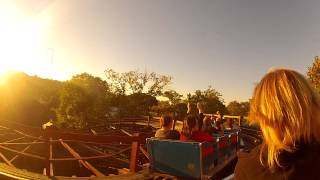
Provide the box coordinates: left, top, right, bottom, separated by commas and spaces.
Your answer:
146, 131, 239, 179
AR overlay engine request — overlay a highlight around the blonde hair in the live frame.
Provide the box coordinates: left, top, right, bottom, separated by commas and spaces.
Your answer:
249, 68, 320, 171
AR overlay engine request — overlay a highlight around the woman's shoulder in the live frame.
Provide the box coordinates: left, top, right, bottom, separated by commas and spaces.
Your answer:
235, 143, 320, 180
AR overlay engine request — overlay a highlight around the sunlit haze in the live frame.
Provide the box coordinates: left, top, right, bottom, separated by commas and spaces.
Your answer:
0, 0, 319, 102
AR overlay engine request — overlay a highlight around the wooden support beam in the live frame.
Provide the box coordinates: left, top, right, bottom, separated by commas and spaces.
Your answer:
129, 133, 139, 173
9, 139, 39, 163
0, 152, 15, 167
0, 121, 143, 144
59, 139, 104, 177
84, 128, 131, 165
44, 131, 143, 144
139, 145, 149, 160
0, 144, 46, 160
2, 137, 25, 143
78, 143, 130, 164
46, 138, 53, 177
90, 129, 97, 135
120, 129, 132, 137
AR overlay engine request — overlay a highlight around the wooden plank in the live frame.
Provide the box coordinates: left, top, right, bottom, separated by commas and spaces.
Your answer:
0, 144, 46, 160
139, 145, 149, 160
0, 121, 143, 144
129, 133, 139, 173
9, 139, 39, 163
2, 137, 25, 143
81, 127, 131, 165
59, 139, 104, 177
46, 138, 53, 177
45, 131, 143, 144
0, 153, 15, 167
120, 129, 132, 137
78, 143, 130, 164
118, 168, 129, 175
0, 163, 50, 180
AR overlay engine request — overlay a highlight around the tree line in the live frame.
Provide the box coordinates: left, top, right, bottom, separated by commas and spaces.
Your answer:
1, 56, 319, 129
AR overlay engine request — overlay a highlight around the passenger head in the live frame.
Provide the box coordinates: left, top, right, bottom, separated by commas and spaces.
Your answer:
160, 115, 173, 129
215, 111, 222, 121
202, 116, 212, 132
187, 102, 197, 114
197, 102, 204, 112
226, 118, 233, 127
184, 115, 198, 133
249, 68, 320, 170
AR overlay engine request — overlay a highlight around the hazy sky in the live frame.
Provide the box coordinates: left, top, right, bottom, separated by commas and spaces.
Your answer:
1, 0, 320, 103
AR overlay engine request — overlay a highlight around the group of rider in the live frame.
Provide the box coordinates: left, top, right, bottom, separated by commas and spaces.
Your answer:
154, 102, 238, 143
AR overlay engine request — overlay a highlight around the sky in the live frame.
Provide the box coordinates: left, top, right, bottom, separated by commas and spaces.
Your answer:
0, 0, 319, 103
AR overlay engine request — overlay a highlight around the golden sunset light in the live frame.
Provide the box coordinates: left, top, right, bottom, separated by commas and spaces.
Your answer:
0, 0, 319, 179
0, 1, 54, 78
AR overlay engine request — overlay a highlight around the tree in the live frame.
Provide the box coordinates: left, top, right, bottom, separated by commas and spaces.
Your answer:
307, 56, 320, 93
56, 82, 90, 128
126, 93, 158, 116
56, 73, 111, 128
187, 86, 227, 114
173, 103, 188, 120
105, 69, 172, 96
0, 72, 62, 126
151, 101, 173, 116
163, 90, 183, 105
227, 101, 250, 116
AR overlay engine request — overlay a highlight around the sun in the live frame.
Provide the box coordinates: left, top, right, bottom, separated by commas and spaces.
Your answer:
0, 1, 52, 78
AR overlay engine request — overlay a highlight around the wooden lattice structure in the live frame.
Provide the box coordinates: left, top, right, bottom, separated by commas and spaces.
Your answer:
0, 115, 261, 179
0, 118, 155, 179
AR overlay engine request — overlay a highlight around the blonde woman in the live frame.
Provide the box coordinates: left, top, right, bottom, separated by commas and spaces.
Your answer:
235, 69, 320, 180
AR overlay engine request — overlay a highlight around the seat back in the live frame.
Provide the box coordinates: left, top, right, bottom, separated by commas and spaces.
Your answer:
216, 135, 230, 163
147, 138, 214, 179
229, 132, 238, 154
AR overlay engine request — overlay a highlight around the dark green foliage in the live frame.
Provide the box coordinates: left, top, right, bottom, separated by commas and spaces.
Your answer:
151, 101, 173, 116
110, 93, 158, 118
105, 69, 172, 96
227, 101, 250, 116
163, 90, 183, 105
56, 82, 90, 128
0, 72, 62, 126
173, 103, 188, 120
151, 90, 185, 119
0, 71, 231, 129
127, 93, 158, 116
56, 73, 111, 128
187, 86, 227, 114
307, 56, 320, 93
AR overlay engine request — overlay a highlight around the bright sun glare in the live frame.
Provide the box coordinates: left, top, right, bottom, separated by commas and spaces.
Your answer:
0, 1, 52, 78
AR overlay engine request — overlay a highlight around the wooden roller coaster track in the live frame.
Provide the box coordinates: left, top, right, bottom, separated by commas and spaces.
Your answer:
0, 118, 155, 179
0, 115, 261, 179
